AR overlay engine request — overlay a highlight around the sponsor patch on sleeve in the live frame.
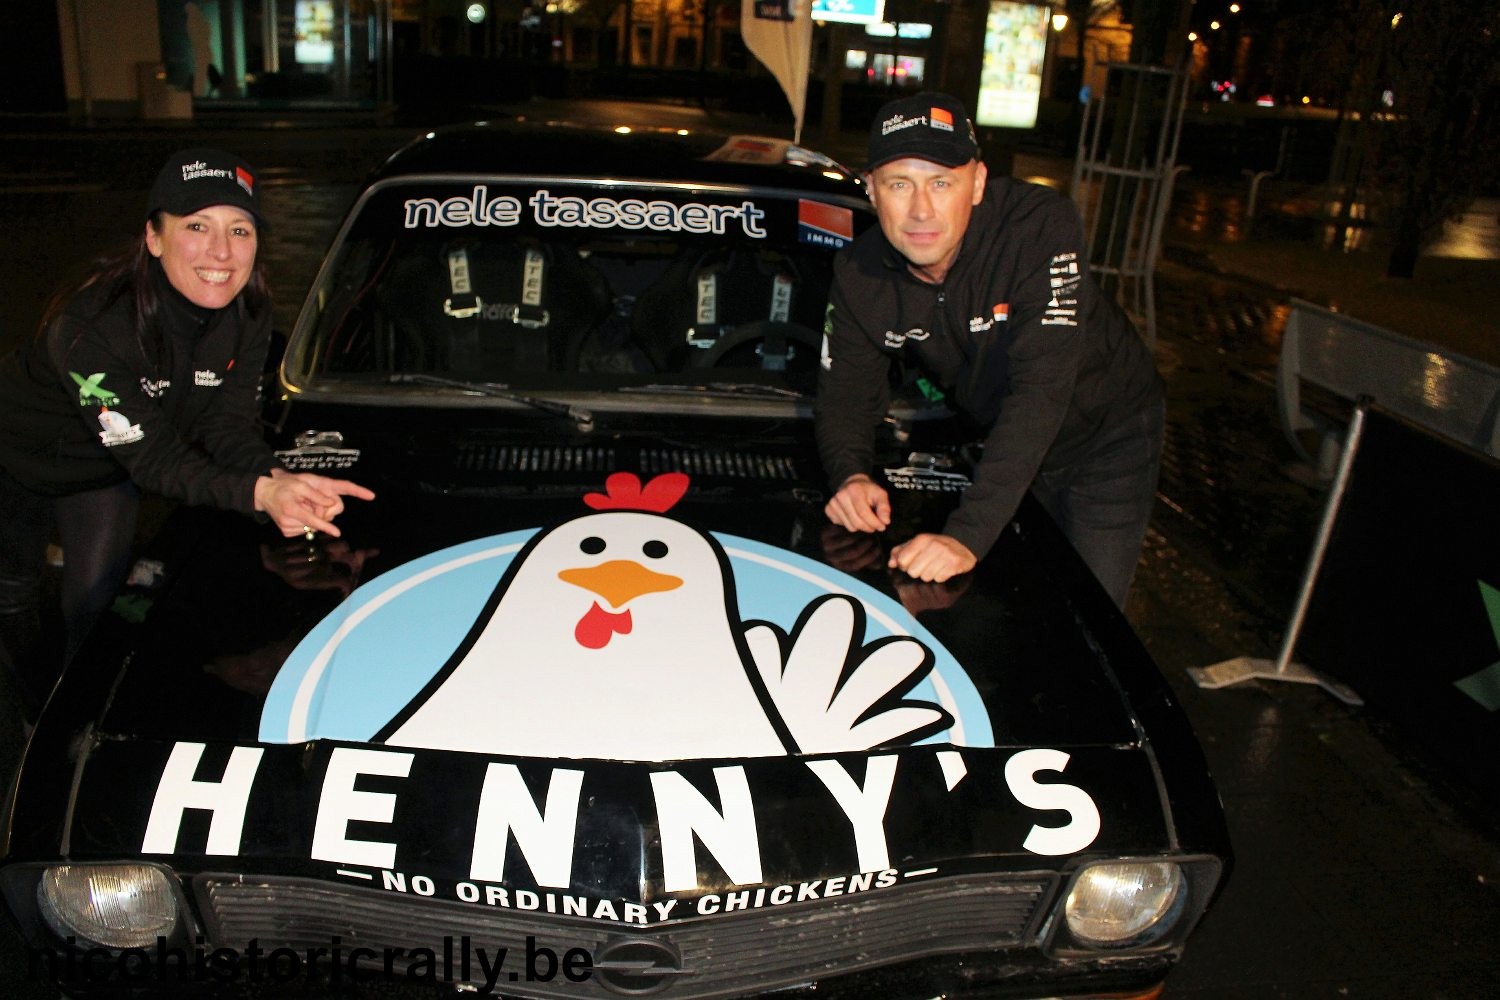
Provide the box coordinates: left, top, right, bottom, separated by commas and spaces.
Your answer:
1042, 252, 1081, 327
98, 409, 144, 446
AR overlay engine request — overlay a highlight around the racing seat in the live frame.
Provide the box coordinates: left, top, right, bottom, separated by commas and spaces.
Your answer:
379, 237, 612, 377
630, 248, 820, 373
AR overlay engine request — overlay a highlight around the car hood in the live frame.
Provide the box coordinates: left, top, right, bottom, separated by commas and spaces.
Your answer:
13, 403, 1195, 895
86, 405, 1146, 750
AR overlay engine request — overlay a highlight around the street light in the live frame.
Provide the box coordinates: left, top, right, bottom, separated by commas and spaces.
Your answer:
1052, 12, 1068, 32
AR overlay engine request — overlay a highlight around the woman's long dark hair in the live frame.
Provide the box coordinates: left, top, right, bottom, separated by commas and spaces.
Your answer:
38, 211, 271, 359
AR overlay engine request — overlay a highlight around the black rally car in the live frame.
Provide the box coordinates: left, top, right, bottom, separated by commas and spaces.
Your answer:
1, 120, 1228, 999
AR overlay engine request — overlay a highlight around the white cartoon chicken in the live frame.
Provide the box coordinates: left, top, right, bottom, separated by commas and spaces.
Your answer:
380, 472, 953, 760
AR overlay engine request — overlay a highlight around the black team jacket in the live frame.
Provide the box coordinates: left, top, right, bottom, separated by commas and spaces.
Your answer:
815, 175, 1162, 560
0, 262, 278, 511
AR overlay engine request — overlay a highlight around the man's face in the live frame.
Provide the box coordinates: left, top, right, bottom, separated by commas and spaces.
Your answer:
864, 157, 988, 284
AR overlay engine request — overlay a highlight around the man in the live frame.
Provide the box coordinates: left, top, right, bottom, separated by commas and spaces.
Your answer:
815, 92, 1164, 608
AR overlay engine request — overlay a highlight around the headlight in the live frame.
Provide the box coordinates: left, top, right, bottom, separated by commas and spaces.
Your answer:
1064, 861, 1184, 947
37, 864, 178, 948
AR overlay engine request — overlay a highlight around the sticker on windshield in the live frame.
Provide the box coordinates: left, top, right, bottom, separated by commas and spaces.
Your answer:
402, 187, 767, 238
703, 136, 784, 163
261, 472, 992, 760
798, 199, 854, 249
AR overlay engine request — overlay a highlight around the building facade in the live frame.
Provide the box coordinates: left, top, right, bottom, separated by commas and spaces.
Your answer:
21, 0, 1041, 120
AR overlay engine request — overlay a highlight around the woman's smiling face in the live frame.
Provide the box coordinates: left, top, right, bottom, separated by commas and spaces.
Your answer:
145, 204, 258, 310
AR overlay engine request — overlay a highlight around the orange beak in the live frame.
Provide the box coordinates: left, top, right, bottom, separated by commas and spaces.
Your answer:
558, 560, 682, 609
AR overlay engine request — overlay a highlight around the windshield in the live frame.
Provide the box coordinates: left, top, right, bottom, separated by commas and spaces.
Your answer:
284, 177, 874, 400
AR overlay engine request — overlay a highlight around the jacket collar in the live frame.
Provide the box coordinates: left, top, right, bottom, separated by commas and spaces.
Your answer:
151, 258, 225, 334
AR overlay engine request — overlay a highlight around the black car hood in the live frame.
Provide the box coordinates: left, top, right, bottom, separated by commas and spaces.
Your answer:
88, 405, 1141, 753
14, 403, 1199, 900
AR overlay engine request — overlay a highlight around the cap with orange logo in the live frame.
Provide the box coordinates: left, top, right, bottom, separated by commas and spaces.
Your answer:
866, 92, 980, 171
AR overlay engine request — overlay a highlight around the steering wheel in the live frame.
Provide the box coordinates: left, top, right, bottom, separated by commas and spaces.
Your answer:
696, 321, 823, 372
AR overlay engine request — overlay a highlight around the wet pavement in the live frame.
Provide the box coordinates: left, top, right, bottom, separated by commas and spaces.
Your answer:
1135, 260, 1500, 998
1, 101, 1498, 998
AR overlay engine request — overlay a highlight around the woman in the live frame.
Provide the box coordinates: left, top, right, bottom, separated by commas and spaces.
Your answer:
0, 148, 373, 714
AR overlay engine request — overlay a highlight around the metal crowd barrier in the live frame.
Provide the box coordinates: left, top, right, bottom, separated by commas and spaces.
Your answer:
1277, 298, 1500, 479
1195, 299, 1500, 706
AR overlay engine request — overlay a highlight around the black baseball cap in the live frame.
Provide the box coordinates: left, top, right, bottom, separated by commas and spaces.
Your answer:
146, 148, 263, 225
866, 92, 980, 171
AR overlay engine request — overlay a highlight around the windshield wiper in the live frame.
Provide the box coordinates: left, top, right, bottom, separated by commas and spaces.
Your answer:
618, 382, 807, 400
389, 373, 594, 432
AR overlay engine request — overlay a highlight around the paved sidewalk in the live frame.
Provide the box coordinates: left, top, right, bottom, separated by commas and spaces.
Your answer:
1131, 258, 1500, 997
1162, 177, 1500, 367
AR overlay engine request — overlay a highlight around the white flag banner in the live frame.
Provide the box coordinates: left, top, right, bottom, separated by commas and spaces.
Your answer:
741, 0, 815, 144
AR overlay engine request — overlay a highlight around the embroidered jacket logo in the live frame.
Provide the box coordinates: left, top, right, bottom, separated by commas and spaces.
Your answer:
195, 370, 224, 387
883, 327, 930, 349
71, 371, 118, 407
880, 113, 927, 137
1042, 252, 1081, 328
97, 409, 144, 447
968, 305, 1009, 334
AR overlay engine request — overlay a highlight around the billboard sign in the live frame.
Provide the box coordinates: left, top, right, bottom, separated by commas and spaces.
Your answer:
976, 2, 1050, 129
811, 0, 887, 26
294, 1, 336, 66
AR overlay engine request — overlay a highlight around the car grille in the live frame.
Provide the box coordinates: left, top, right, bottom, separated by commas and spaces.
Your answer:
638, 448, 798, 481
198, 873, 1053, 998
454, 443, 619, 474
452, 443, 800, 481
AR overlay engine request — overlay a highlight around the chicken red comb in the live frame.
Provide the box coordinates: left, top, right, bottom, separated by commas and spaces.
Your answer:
583, 472, 690, 512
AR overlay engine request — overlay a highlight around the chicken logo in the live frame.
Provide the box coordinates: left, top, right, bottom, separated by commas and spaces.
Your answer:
262, 473, 991, 760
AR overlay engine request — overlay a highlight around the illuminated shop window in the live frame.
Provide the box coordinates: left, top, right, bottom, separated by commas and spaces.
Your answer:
294, 1, 336, 65
869, 53, 925, 84
864, 22, 932, 39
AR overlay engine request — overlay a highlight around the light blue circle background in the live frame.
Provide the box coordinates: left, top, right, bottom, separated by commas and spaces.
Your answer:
260, 529, 994, 751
